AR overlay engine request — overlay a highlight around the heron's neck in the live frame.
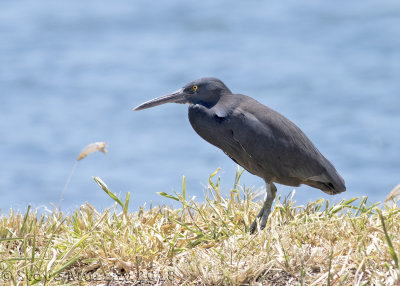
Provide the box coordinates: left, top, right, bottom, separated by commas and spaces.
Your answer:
193, 93, 223, 108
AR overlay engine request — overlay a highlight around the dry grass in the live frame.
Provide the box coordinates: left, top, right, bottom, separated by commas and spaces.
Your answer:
1, 169, 399, 285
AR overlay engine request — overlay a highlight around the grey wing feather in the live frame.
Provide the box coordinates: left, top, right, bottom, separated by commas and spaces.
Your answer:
226, 96, 345, 193
189, 96, 345, 194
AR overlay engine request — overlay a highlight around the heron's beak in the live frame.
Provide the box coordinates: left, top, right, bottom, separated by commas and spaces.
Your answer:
133, 88, 188, 111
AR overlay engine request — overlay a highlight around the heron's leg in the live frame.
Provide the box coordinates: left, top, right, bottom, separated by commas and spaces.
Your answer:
249, 182, 277, 233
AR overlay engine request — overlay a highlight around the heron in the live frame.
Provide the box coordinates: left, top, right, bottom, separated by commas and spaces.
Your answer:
133, 77, 346, 233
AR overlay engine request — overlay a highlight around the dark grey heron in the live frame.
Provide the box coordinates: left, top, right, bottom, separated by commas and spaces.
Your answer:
133, 77, 346, 233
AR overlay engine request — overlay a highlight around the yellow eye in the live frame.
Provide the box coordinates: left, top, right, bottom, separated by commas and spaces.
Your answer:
192, 85, 198, 92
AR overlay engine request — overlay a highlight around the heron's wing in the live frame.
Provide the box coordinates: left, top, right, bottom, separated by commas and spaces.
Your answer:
189, 97, 345, 193
226, 97, 339, 186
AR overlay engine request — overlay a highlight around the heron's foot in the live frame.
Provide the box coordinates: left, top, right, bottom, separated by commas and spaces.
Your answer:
249, 182, 276, 234
249, 218, 258, 234
249, 207, 271, 234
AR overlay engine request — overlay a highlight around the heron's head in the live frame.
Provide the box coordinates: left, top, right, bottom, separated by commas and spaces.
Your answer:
133, 77, 232, 111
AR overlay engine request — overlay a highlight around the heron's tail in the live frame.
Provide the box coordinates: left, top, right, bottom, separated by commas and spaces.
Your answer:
305, 179, 346, 195
305, 168, 346, 195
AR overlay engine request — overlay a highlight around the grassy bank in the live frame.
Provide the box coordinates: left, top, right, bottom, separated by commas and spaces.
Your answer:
1, 170, 399, 285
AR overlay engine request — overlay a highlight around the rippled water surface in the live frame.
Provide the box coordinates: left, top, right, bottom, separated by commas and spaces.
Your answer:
1, 1, 399, 212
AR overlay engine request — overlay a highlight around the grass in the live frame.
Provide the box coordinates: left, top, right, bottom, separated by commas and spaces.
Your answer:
0, 169, 399, 285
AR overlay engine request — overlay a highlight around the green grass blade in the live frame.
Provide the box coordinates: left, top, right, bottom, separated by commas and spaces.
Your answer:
49, 253, 81, 280
158, 192, 180, 201
124, 192, 130, 215
93, 176, 124, 207
169, 217, 203, 236
19, 204, 31, 236
378, 209, 399, 269
0, 237, 24, 242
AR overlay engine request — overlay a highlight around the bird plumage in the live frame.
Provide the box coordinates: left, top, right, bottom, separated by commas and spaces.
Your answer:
134, 77, 346, 232
188, 92, 345, 195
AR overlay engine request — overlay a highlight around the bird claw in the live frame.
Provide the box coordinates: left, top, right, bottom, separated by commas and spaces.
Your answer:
249, 208, 271, 234
249, 218, 258, 234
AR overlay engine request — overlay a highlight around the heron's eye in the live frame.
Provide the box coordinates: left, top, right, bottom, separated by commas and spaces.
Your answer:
192, 85, 198, 92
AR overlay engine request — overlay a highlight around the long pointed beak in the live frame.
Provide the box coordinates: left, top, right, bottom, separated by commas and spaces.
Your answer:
133, 88, 187, 111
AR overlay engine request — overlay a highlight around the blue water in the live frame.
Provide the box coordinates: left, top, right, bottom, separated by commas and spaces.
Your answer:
1, 1, 399, 213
